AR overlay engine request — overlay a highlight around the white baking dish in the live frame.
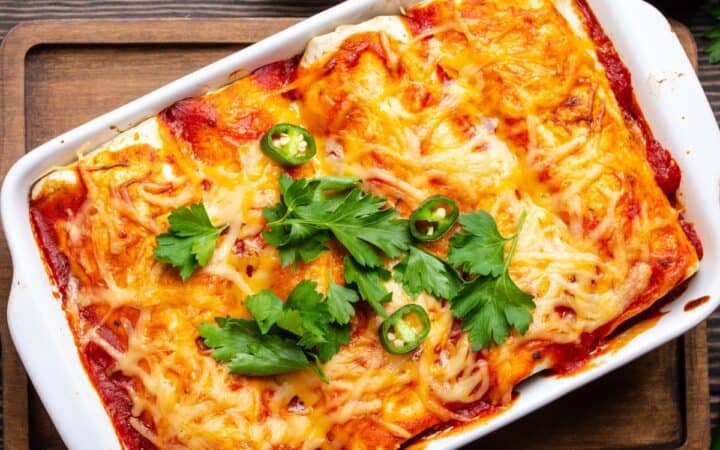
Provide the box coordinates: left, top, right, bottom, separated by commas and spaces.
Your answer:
2, 1, 719, 449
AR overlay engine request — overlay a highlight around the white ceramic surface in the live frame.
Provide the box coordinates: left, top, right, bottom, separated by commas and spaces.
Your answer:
2, 1, 719, 449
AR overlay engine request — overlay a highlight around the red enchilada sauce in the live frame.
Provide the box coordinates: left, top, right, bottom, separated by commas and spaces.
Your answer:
29, 181, 85, 301
84, 342, 157, 450
408, 1, 701, 444
546, 276, 691, 376
251, 55, 300, 90
574, 0, 683, 197
30, 179, 157, 450
684, 295, 711, 312
29, 2, 702, 449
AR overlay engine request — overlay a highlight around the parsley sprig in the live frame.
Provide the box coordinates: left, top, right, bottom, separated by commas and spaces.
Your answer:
706, 5, 720, 64
198, 280, 358, 381
262, 174, 412, 268
153, 203, 227, 280
448, 211, 535, 351
157, 177, 536, 378
393, 247, 463, 300
262, 174, 408, 318
197, 318, 312, 376
448, 210, 513, 277
344, 256, 392, 318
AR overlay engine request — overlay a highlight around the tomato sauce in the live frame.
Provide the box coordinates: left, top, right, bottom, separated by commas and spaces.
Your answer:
322, 33, 394, 77
231, 111, 270, 140
575, 0, 683, 198
402, 396, 516, 448
159, 96, 269, 164
680, 216, 704, 259
544, 332, 600, 375
404, 1, 447, 35
28, 2, 705, 448
684, 295, 710, 312
29, 180, 86, 300
30, 186, 158, 450
547, 278, 689, 376
30, 209, 73, 301
83, 342, 157, 450
159, 97, 218, 145
251, 55, 299, 90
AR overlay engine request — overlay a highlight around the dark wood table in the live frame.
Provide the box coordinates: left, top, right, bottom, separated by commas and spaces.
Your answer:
0, 0, 718, 447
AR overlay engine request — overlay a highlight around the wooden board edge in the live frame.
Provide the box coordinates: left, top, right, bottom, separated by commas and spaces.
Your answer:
0, 20, 34, 450
0, 19, 711, 450
670, 19, 708, 448
680, 322, 710, 449
1, 18, 301, 46
669, 20, 699, 72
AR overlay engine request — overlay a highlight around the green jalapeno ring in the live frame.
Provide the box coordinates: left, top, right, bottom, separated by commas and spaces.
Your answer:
260, 123, 317, 166
409, 195, 459, 242
379, 304, 431, 355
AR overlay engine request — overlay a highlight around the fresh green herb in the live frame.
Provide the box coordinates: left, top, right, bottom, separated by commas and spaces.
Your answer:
326, 279, 360, 325
197, 318, 312, 376
199, 280, 356, 381
263, 174, 411, 268
408, 196, 459, 242
202, 184, 535, 376
379, 304, 431, 355
394, 247, 462, 299
260, 123, 317, 166
449, 211, 535, 351
244, 290, 284, 334
250, 281, 352, 361
448, 210, 511, 277
706, 5, 720, 64
153, 203, 227, 280
314, 323, 351, 365
343, 256, 392, 318
283, 280, 346, 352
711, 424, 720, 450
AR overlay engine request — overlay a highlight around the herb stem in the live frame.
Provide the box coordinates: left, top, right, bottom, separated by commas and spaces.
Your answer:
503, 210, 527, 274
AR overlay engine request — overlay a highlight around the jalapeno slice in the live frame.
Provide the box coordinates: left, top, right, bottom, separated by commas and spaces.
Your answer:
379, 304, 431, 355
260, 123, 317, 166
409, 196, 459, 241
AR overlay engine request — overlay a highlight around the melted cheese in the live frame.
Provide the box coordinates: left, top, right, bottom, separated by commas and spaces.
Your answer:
29, 0, 699, 449
301, 15, 411, 67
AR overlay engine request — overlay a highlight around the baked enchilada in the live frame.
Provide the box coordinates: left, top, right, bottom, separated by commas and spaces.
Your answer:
29, 0, 702, 448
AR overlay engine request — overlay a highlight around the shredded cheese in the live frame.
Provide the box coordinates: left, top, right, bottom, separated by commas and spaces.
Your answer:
28, 0, 699, 448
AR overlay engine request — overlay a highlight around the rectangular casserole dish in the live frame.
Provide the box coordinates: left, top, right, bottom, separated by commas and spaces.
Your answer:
2, 0, 720, 448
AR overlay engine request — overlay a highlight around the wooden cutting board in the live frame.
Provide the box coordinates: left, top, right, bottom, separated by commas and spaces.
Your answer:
0, 19, 708, 450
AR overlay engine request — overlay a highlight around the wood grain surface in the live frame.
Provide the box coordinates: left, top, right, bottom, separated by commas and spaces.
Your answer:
0, 2, 716, 450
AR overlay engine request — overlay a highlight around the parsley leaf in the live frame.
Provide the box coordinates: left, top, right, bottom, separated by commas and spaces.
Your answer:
244, 290, 283, 334
154, 203, 227, 280
447, 210, 510, 277
343, 256, 392, 318
281, 281, 352, 361
452, 272, 534, 350
197, 318, 311, 376
284, 280, 332, 349
206, 279, 356, 381
326, 280, 360, 325
263, 174, 411, 268
707, 34, 720, 65
315, 325, 351, 363
706, 7, 720, 64
394, 247, 463, 299
449, 211, 535, 351
215, 280, 359, 381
